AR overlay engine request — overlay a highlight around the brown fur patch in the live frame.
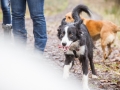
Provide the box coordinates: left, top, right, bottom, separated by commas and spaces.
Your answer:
65, 12, 120, 60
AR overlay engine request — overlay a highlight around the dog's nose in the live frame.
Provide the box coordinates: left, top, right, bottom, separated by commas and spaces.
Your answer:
62, 42, 66, 46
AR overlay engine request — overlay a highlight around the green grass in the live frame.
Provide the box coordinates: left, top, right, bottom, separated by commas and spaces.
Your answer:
104, 3, 120, 25
44, 0, 68, 16
102, 4, 120, 40
0, 11, 3, 22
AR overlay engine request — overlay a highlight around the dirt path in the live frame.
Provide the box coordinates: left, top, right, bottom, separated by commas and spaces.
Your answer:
0, 0, 120, 90
19, 1, 103, 90
43, 1, 120, 90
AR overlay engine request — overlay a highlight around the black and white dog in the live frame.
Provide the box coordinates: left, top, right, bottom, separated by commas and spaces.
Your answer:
57, 5, 97, 90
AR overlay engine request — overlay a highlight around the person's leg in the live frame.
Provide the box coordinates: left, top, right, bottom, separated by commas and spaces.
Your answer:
11, 0, 27, 43
1, 0, 11, 24
27, 0, 47, 51
1, 0, 12, 37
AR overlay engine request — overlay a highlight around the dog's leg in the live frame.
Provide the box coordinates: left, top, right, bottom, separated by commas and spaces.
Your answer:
79, 45, 90, 90
89, 54, 97, 79
102, 43, 112, 60
107, 43, 112, 57
63, 54, 74, 79
101, 34, 115, 61
101, 42, 107, 62
80, 55, 90, 90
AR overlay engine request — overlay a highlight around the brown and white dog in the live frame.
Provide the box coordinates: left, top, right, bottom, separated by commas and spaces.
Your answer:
65, 5, 120, 61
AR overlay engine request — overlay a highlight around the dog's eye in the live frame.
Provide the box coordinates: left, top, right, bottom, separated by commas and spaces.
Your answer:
60, 34, 64, 37
68, 31, 73, 37
69, 34, 73, 37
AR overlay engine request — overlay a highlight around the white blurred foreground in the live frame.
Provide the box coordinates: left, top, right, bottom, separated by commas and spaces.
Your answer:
0, 38, 84, 90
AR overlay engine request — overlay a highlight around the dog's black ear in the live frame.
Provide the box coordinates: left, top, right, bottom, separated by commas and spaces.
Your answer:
57, 26, 61, 39
61, 18, 67, 25
57, 25, 61, 31
57, 25, 62, 39
57, 18, 67, 31
74, 20, 83, 29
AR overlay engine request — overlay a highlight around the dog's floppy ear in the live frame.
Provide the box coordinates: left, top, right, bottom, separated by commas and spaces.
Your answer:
57, 25, 61, 31
57, 18, 67, 38
57, 18, 67, 32
74, 20, 83, 29
57, 25, 61, 38
61, 18, 67, 25
57, 18, 67, 31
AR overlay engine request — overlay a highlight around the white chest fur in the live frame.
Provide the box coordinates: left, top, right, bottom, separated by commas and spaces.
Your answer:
76, 45, 86, 57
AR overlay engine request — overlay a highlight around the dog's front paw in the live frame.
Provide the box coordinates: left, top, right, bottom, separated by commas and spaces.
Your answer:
82, 82, 90, 90
63, 72, 69, 79
83, 87, 90, 90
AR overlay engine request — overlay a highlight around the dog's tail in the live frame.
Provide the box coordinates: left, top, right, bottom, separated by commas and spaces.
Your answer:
72, 4, 91, 22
